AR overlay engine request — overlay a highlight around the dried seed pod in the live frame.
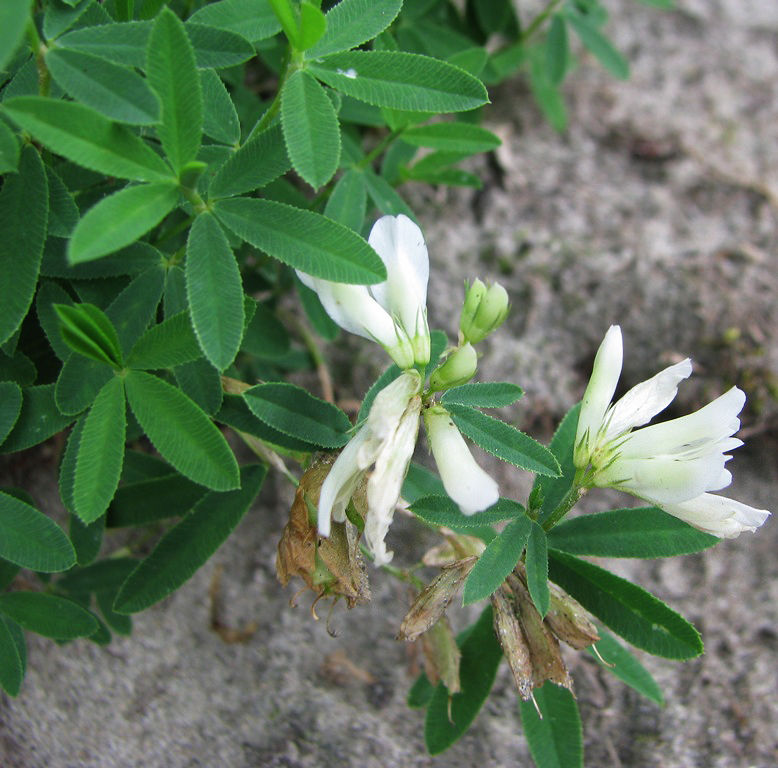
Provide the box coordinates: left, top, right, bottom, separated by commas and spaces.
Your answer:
421, 533, 486, 567
421, 615, 461, 694
508, 574, 573, 693
491, 585, 533, 701
397, 557, 477, 642
544, 581, 599, 650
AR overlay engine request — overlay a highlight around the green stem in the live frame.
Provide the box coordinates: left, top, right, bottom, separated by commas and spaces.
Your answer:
541, 469, 587, 532
521, 0, 564, 44
358, 128, 403, 170
245, 49, 299, 142
27, 19, 50, 97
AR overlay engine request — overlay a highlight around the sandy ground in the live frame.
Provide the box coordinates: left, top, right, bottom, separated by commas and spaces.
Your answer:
2, 0, 778, 766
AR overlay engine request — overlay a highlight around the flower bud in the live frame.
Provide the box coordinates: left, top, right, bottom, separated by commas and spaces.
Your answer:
428, 343, 478, 392
459, 279, 510, 344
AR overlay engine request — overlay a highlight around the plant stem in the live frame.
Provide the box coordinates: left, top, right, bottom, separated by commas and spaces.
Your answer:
541, 470, 587, 532
521, 0, 564, 44
27, 19, 50, 97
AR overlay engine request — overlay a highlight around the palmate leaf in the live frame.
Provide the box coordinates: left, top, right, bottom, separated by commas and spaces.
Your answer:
68, 181, 179, 264
54, 303, 123, 366
0, 592, 98, 640
424, 605, 502, 754
308, 51, 488, 112
445, 403, 560, 477
186, 214, 244, 371
146, 8, 203, 173
519, 683, 583, 768
45, 48, 161, 125
547, 507, 718, 558
306, 0, 402, 58
72, 376, 126, 524
55, 356, 113, 417
2, 97, 173, 181
0, 385, 75, 453
281, 70, 341, 189
548, 549, 703, 660
243, 382, 352, 449
187, 0, 282, 44
200, 69, 240, 146
0, 491, 76, 572
124, 370, 240, 491
106, 267, 166, 358
127, 311, 202, 371
184, 23, 255, 69
0, 0, 32, 70
401, 122, 501, 154
0, 146, 48, 346
107, 473, 207, 528
113, 464, 266, 614
462, 514, 530, 605
410, 495, 524, 530
441, 381, 523, 409
209, 123, 290, 199
213, 198, 386, 284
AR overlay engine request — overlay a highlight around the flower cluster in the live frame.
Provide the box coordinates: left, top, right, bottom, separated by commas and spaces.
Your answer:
574, 325, 769, 537
298, 215, 499, 564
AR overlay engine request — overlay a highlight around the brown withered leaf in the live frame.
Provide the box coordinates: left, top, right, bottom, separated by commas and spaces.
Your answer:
317, 516, 370, 609
397, 557, 478, 642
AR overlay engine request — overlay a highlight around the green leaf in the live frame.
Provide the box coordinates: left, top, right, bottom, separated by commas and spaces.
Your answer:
308, 51, 489, 112
268, 0, 300, 47
324, 169, 367, 232
528, 48, 567, 132
68, 181, 179, 264
214, 197, 386, 283
633, 0, 673, 7
363, 168, 416, 218
411, 495, 524, 530
545, 15, 569, 85
56, 557, 138, 595
401, 122, 500, 153
0, 592, 98, 640
45, 48, 161, 125
68, 512, 105, 566
307, 0, 402, 58
587, 624, 664, 705
282, 70, 341, 189
241, 301, 291, 361
186, 213, 244, 371
243, 382, 351, 449
402, 463, 445, 504
296, 277, 340, 341
174, 358, 223, 416
41, 240, 163, 280
0, 0, 32, 71
54, 303, 123, 366
200, 68, 240, 146
462, 514, 530, 604
525, 521, 549, 617
114, 464, 266, 613
0, 382, 23, 446
107, 473, 207, 527
45, 166, 80, 238
128, 311, 202, 370
519, 683, 583, 768
533, 402, 579, 525
0, 491, 76, 572
184, 23, 255, 69
187, 0, 282, 44
0, 119, 21, 174
407, 670, 434, 709
0, 145, 48, 346
2, 97, 173, 181
548, 549, 703, 660
1, 384, 75, 453
55, 356, 113, 416
442, 382, 523, 408
44, 0, 111, 39
298, 1, 327, 52
96, 591, 132, 635
73, 377, 126, 524
445, 403, 560, 477
106, 266, 166, 357
56, 21, 152, 67
124, 370, 240, 491
566, 10, 629, 80
209, 123, 290, 198
146, 8, 203, 172
424, 605, 502, 754
0, 616, 24, 696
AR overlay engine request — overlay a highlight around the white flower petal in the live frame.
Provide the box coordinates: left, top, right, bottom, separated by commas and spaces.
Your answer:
425, 406, 499, 515
604, 358, 692, 441
574, 325, 623, 467
653, 493, 770, 538
616, 387, 745, 460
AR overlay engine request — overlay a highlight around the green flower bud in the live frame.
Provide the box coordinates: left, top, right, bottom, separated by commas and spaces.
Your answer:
459, 279, 510, 344
428, 343, 478, 392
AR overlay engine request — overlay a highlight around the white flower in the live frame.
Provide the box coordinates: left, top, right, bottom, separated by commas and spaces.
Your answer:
317, 370, 422, 565
424, 405, 500, 515
297, 214, 430, 370
575, 325, 769, 537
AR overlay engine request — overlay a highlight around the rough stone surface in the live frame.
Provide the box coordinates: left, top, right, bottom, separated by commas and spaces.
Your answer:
2, 1, 778, 766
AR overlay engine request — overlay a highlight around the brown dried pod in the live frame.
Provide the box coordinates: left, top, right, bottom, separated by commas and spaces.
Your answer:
421, 533, 486, 567
491, 585, 534, 701
397, 556, 478, 642
544, 581, 600, 651
421, 615, 461, 695
276, 456, 370, 610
